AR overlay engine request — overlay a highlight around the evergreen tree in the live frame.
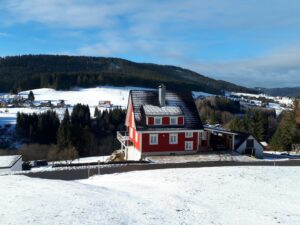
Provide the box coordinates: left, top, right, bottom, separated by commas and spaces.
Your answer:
94, 107, 100, 118
253, 111, 265, 141
57, 109, 72, 149
270, 109, 300, 151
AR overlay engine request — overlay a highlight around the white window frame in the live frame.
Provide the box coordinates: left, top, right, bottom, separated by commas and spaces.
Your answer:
185, 141, 193, 150
154, 116, 162, 125
129, 127, 133, 138
170, 116, 178, 125
149, 134, 158, 145
185, 132, 193, 138
169, 133, 178, 144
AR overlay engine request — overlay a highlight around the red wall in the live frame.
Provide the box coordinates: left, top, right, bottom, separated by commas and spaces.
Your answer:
162, 117, 170, 125
178, 116, 184, 125
142, 132, 198, 152
147, 117, 154, 125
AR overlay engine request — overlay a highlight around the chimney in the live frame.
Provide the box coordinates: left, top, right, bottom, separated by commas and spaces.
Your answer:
158, 84, 166, 107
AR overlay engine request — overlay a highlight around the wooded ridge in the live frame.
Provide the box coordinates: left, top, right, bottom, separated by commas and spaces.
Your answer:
0, 55, 256, 94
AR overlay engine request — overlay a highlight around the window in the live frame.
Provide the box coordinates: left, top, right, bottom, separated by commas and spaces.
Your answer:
170, 116, 177, 125
135, 132, 138, 143
149, 134, 158, 145
185, 132, 193, 138
154, 117, 162, 125
202, 131, 207, 140
169, 133, 178, 144
129, 127, 133, 138
185, 141, 193, 150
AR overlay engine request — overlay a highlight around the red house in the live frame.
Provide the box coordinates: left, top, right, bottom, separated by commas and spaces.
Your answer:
117, 85, 205, 160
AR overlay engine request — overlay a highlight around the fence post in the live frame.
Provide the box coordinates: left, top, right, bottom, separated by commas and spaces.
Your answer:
98, 160, 100, 175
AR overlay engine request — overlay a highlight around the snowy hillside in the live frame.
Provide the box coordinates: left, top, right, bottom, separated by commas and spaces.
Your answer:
0, 167, 299, 225
19, 86, 137, 108
0, 86, 153, 126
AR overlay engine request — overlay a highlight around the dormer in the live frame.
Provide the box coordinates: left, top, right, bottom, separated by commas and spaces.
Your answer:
143, 104, 184, 126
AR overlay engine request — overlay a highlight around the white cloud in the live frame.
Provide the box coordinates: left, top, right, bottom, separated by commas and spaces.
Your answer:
2, 0, 300, 29
0, 32, 10, 37
186, 45, 300, 88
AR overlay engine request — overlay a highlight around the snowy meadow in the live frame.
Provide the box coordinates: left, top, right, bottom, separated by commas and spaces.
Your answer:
0, 166, 299, 225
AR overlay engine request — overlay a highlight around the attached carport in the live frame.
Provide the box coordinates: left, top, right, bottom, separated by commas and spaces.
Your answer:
203, 126, 264, 158
204, 126, 238, 151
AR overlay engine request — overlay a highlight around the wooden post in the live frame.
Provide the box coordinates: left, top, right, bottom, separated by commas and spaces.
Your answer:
98, 160, 100, 175
232, 135, 235, 151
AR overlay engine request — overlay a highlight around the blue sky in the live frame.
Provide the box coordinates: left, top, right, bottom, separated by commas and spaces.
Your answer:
0, 0, 300, 88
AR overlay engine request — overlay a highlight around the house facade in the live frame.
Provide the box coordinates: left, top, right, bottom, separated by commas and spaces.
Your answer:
117, 85, 205, 160
117, 85, 264, 160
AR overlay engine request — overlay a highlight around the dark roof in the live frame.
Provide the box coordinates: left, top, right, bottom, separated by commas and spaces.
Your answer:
0, 155, 22, 169
234, 133, 250, 150
234, 133, 265, 150
130, 90, 203, 131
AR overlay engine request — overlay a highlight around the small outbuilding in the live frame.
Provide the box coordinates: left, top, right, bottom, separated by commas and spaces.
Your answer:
203, 126, 264, 159
0, 155, 23, 173
235, 134, 264, 159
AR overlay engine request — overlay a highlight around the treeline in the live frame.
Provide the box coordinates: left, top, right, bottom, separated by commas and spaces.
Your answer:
16, 111, 60, 144
196, 96, 241, 125
196, 96, 278, 142
270, 101, 300, 151
229, 109, 277, 142
0, 55, 256, 94
16, 104, 126, 160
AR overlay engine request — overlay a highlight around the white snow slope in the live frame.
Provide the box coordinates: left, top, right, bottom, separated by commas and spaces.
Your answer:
0, 167, 299, 225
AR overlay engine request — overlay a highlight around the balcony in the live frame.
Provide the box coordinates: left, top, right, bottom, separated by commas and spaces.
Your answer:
117, 131, 129, 143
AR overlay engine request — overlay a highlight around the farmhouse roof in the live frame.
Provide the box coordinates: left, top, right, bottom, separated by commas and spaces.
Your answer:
130, 89, 203, 131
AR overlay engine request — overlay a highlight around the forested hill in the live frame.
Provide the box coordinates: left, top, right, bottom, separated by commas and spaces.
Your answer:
258, 87, 300, 97
0, 55, 255, 94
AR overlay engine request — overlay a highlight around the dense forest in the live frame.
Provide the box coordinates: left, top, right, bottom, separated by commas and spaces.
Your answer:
0, 55, 256, 94
16, 105, 126, 161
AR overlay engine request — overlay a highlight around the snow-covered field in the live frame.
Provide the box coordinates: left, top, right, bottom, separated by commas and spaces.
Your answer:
19, 86, 136, 107
0, 86, 153, 126
0, 167, 299, 225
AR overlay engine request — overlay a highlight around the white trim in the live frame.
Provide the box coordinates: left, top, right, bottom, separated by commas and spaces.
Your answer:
135, 131, 138, 143
169, 133, 178, 144
139, 129, 203, 134
202, 131, 207, 140
149, 134, 158, 145
129, 127, 133, 138
125, 96, 132, 127
154, 116, 162, 125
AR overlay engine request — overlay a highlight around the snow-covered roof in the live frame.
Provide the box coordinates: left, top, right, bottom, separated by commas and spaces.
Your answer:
0, 155, 22, 168
130, 90, 203, 131
143, 105, 183, 116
